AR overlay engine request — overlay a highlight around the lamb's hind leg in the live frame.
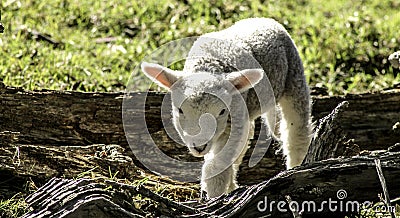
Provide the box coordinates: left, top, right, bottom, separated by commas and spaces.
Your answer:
279, 87, 312, 169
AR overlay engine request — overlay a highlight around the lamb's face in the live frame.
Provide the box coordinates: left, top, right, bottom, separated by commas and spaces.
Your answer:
140, 62, 264, 157
170, 74, 233, 157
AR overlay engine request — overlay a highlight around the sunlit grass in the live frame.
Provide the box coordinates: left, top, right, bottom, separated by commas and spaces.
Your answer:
0, 193, 28, 218
1, 0, 399, 94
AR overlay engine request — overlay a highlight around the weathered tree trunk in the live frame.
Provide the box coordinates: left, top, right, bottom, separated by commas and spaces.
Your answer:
1, 82, 399, 150
1, 83, 399, 184
0, 99, 348, 198
304, 101, 356, 164
0, 132, 198, 200
21, 150, 400, 218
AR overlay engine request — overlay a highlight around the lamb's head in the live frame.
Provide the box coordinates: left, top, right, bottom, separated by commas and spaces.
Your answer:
141, 62, 263, 157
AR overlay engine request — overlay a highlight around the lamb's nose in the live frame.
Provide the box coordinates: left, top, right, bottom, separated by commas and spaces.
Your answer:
193, 143, 206, 152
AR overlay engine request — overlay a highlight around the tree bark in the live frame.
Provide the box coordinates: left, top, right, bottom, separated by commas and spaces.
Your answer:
0, 133, 196, 200
21, 151, 400, 218
303, 101, 358, 164
1, 83, 400, 217
1, 83, 400, 195
1, 83, 399, 150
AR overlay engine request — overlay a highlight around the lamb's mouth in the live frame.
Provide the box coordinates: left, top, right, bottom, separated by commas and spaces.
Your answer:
189, 143, 209, 157
194, 144, 207, 153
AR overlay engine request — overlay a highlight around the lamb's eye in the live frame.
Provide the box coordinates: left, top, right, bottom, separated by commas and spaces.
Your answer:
178, 108, 184, 114
219, 109, 227, 116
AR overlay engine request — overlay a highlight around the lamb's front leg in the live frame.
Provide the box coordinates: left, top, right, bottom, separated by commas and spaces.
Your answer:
201, 159, 234, 198
202, 112, 251, 198
227, 132, 252, 193
202, 137, 250, 197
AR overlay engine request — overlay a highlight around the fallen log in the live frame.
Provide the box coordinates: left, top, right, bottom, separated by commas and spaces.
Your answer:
1, 82, 400, 217
0, 96, 355, 200
1, 82, 399, 151
1, 83, 399, 182
3, 93, 399, 218
0, 136, 198, 200
21, 150, 400, 218
1, 83, 400, 196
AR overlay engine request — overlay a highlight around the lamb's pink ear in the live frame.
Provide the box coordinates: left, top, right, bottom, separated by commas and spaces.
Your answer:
226, 69, 264, 93
141, 62, 183, 90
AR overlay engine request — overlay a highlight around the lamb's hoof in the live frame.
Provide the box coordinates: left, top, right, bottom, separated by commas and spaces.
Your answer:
200, 190, 208, 202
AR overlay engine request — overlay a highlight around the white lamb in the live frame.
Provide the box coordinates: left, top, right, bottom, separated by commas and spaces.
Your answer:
141, 18, 312, 198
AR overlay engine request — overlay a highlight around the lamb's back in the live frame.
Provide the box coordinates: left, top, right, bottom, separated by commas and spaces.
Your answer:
184, 18, 304, 116
184, 18, 297, 81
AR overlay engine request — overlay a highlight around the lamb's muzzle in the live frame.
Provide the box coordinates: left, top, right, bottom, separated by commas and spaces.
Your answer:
193, 144, 207, 152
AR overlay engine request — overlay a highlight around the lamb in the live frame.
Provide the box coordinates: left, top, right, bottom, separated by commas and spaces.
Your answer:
140, 18, 312, 198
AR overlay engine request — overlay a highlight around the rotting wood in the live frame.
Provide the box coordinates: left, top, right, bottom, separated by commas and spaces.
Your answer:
21, 151, 400, 218
1, 83, 400, 195
0, 94, 363, 199
1, 82, 399, 151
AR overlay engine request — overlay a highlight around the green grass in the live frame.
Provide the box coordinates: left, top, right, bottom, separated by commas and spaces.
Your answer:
0, 193, 28, 218
1, 0, 399, 94
353, 201, 400, 218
